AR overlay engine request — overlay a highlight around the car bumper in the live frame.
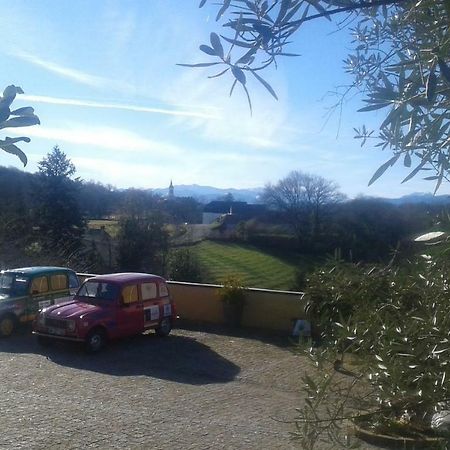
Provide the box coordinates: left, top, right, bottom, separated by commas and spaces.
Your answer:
32, 330, 84, 342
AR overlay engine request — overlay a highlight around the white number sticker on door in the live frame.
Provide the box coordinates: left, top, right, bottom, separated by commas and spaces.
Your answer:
144, 305, 160, 324
163, 304, 172, 317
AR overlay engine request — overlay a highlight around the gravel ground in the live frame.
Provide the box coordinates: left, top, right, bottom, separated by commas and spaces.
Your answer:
0, 325, 375, 449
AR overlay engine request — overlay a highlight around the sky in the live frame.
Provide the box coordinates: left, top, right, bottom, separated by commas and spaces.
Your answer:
0, 0, 447, 199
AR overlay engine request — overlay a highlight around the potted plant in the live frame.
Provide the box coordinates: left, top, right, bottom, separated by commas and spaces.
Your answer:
219, 275, 246, 328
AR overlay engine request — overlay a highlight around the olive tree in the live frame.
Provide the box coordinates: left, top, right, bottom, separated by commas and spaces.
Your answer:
0, 85, 39, 165
185, 0, 450, 190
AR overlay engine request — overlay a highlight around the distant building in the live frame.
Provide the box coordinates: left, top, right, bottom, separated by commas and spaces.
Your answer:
202, 200, 266, 224
168, 180, 174, 199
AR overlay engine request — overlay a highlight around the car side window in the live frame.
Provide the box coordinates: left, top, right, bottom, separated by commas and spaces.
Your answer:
159, 282, 169, 297
31, 276, 49, 294
50, 274, 68, 291
122, 285, 138, 304
141, 282, 157, 301
68, 273, 79, 289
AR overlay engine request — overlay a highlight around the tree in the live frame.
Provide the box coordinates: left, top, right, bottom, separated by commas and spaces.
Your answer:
167, 248, 204, 282
34, 146, 85, 252
119, 188, 162, 219
329, 197, 431, 261
116, 215, 169, 274
38, 145, 75, 178
0, 85, 40, 165
188, 1, 450, 189
263, 170, 344, 241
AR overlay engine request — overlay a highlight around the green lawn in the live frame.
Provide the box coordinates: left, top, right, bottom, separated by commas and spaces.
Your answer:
88, 219, 119, 237
190, 240, 311, 290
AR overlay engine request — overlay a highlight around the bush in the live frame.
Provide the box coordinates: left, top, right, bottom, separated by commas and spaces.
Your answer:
168, 248, 203, 283
295, 253, 450, 446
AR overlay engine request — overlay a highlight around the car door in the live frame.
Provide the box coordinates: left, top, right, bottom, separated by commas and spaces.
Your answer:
28, 275, 51, 320
158, 281, 173, 319
116, 284, 144, 336
141, 281, 161, 329
50, 273, 72, 304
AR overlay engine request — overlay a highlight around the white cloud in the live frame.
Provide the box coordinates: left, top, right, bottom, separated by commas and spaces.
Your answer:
13, 51, 132, 91
72, 156, 165, 187
9, 124, 184, 156
160, 66, 302, 151
20, 94, 219, 120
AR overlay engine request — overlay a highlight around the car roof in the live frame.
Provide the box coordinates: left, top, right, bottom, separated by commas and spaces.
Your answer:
1, 266, 76, 276
85, 273, 165, 284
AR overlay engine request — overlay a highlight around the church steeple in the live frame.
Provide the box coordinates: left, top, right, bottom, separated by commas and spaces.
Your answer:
168, 180, 174, 199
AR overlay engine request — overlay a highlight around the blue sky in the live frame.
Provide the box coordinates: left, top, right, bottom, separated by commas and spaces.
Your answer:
0, 0, 447, 198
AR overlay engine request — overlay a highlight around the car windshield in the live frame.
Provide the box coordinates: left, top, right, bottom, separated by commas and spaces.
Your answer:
77, 281, 119, 301
0, 273, 29, 297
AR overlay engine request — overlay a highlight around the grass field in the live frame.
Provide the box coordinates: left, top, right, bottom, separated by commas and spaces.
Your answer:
190, 240, 312, 290
88, 219, 119, 237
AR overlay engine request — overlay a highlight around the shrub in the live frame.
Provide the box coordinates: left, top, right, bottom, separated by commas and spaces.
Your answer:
168, 248, 203, 283
295, 253, 450, 446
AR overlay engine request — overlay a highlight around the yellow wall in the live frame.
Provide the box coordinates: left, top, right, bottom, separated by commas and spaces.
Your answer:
168, 281, 305, 333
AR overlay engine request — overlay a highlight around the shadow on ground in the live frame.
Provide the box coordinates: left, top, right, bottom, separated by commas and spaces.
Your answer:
178, 320, 293, 349
0, 326, 240, 385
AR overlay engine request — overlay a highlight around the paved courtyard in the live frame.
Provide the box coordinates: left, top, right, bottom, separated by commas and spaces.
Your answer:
0, 325, 313, 450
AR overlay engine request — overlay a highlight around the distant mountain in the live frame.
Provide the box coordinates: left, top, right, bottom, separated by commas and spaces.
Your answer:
152, 184, 450, 206
383, 193, 450, 205
152, 184, 264, 204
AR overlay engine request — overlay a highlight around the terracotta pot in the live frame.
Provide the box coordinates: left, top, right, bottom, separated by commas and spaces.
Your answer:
354, 422, 446, 449
223, 303, 243, 328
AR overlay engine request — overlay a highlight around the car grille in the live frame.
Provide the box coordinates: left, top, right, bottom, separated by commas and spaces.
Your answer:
45, 318, 68, 329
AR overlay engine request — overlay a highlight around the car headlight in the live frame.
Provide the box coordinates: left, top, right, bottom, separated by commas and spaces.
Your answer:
66, 320, 76, 332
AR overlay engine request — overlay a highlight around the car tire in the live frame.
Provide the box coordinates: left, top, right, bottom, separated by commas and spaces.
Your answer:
85, 328, 107, 353
155, 318, 172, 337
0, 314, 16, 337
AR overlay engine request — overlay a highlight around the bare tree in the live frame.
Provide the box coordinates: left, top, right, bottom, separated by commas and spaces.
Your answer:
263, 171, 345, 241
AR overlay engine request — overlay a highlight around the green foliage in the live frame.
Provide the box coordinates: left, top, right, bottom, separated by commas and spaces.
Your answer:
116, 215, 169, 274
296, 253, 450, 445
38, 145, 75, 178
347, 0, 450, 191
327, 198, 432, 262
0, 85, 39, 165
219, 274, 247, 307
192, 1, 450, 188
34, 146, 85, 249
168, 248, 203, 283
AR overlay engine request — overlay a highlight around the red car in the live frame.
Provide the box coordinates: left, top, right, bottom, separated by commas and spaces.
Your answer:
33, 273, 176, 352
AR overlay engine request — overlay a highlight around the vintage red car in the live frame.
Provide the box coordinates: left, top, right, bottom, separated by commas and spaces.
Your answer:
33, 272, 176, 352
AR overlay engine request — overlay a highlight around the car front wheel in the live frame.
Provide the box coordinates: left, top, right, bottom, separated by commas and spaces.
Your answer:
85, 328, 107, 353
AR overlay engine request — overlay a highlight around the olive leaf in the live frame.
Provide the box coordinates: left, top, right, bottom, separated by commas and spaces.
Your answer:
368, 155, 399, 186
0, 85, 39, 166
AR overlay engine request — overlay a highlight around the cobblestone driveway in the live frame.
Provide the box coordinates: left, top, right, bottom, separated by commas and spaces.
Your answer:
0, 325, 312, 450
